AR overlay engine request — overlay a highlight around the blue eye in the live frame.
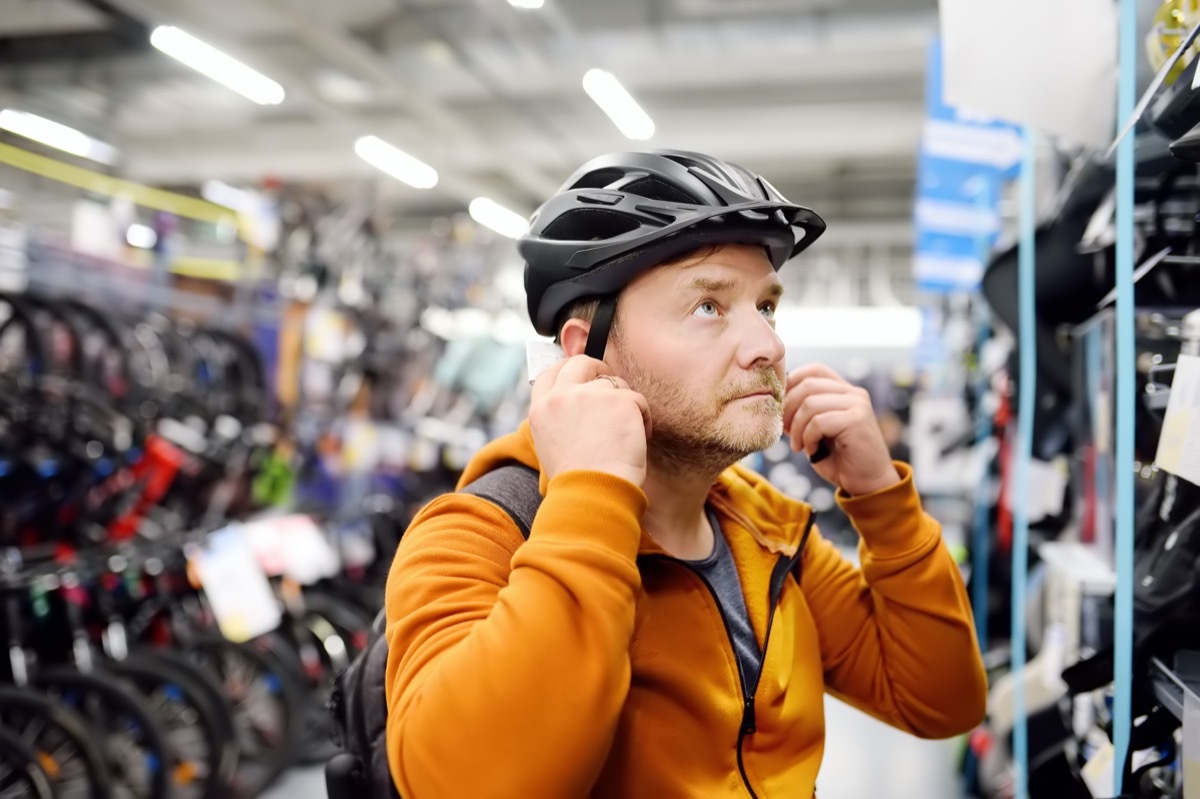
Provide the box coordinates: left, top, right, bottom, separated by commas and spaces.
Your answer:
693, 302, 719, 318
760, 303, 777, 320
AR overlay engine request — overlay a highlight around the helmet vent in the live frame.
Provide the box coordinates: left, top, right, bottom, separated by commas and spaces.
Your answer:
569, 168, 627, 190
541, 208, 641, 241
622, 177, 696, 205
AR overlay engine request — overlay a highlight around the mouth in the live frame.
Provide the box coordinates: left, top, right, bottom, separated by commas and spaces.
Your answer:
734, 390, 778, 401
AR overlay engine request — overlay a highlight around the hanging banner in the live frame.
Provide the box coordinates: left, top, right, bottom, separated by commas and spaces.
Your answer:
914, 38, 1023, 294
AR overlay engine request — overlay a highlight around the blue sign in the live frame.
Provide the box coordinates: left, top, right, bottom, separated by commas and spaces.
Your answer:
914, 39, 1024, 294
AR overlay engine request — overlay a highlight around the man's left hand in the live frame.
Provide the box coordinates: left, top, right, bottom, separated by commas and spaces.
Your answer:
782, 364, 902, 497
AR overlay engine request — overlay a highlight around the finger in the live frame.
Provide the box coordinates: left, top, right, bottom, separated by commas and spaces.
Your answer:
800, 410, 855, 457
624, 389, 653, 440
597, 374, 632, 392
783, 378, 858, 434
530, 356, 573, 404
786, 363, 849, 391
789, 395, 856, 450
556, 354, 612, 387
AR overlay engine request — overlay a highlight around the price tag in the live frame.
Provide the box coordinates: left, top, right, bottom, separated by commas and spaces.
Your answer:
190, 526, 281, 643
1185, 687, 1200, 799
1094, 390, 1111, 455
1155, 354, 1200, 486
1003, 456, 1069, 523
1080, 740, 1114, 799
241, 514, 341, 585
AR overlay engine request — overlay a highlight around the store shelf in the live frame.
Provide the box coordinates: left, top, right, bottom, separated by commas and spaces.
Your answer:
1149, 651, 1200, 720
1037, 541, 1117, 595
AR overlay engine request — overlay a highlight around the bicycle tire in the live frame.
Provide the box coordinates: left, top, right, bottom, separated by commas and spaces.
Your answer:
107, 651, 236, 799
0, 724, 58, 799
184, 634, 306, 796
255, 628, 341, 766
130, 647, 240, 792
35, 665, 175, 799
301, 588, 376, 655
0, 684, 113, 799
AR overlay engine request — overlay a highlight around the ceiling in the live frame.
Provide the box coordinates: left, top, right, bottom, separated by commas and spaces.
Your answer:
0, 0, 936, 252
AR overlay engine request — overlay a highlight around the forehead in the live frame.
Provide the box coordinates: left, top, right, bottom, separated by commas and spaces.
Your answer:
627, 244, 778, 297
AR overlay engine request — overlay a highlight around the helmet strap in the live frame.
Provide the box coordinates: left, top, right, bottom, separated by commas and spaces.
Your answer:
584, 296, 617, 361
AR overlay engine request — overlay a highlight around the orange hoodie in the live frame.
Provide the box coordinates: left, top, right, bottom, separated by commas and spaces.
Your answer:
384, 421, 987, 798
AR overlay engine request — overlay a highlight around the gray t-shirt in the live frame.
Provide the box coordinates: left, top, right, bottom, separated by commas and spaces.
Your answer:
684, 509, 762, 685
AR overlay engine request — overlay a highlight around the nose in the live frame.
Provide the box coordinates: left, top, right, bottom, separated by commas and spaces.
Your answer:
734, 307, 786, 371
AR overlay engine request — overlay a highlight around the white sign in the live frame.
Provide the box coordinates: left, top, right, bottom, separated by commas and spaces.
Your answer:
190, 527, 281, 643
241, 514, 341, 585
1155, 354, 1200, 487
939, 0, 1117, 149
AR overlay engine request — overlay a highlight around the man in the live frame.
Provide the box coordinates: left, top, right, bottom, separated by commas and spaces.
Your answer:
384, 150, 987, 798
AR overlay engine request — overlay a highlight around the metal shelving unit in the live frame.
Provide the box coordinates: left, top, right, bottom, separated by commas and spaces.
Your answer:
1149, 651, 1200, 720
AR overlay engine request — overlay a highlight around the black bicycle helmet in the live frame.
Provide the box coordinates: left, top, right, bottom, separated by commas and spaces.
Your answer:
518, 149, 826, 357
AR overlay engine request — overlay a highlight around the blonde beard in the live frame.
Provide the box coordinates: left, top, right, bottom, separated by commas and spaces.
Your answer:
613, 344, 784, 477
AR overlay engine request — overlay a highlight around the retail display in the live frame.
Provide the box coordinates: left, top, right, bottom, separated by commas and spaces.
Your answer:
8, 3, 1200, 798
962, 120, 1200, 798
0, 286, 406, 798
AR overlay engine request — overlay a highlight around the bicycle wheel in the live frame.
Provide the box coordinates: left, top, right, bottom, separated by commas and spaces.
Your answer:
35, 665, 175, 799
302, 588, 376, 657
0, 725, 57, 799
107, 651, 237, 799
0, 684, 112, 799
184, 634, 306, 796
255, 627, 341, 765
130, 648, 240, 793
289, 593, 373, 766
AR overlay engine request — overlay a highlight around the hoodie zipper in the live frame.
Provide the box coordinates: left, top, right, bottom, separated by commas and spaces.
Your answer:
640, 512, 816, 799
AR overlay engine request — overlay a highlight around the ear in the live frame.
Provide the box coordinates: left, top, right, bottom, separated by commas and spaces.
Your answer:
559, 317, 590, 358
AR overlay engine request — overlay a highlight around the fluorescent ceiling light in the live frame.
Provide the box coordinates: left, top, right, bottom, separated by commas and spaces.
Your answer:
126, 223, 158, 249
0, 109, 118, 164
469, 198, 528, 239
354, 136, 438, 189
507, 0, 545, 8
582, 69, 655, 141
202, 180, 254, 213
150, 25, 285, 106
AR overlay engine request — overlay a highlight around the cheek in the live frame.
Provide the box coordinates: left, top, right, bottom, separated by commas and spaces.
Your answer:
640, 363, 715, 414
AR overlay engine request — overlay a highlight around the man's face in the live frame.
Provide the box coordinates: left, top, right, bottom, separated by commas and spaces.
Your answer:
608, 244, 787, 475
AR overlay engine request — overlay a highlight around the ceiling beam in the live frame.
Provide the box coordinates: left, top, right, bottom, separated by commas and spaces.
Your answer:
257, 0, 559, 201
93, 0, 542, 213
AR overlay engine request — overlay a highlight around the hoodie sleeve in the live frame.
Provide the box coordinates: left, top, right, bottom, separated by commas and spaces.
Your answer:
383, 470, 646, 799
800, 463, 987, 739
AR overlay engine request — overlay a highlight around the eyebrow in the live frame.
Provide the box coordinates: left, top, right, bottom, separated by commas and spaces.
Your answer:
683, 277, 785, 300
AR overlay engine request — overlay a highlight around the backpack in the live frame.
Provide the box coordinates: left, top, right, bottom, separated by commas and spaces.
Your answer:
325, 463, 543, 799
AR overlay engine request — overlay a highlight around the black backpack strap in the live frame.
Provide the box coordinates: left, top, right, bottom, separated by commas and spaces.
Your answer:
459, 463, 542, 539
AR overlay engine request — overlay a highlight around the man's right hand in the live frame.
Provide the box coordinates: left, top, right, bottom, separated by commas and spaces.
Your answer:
529, 355, 652, 488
